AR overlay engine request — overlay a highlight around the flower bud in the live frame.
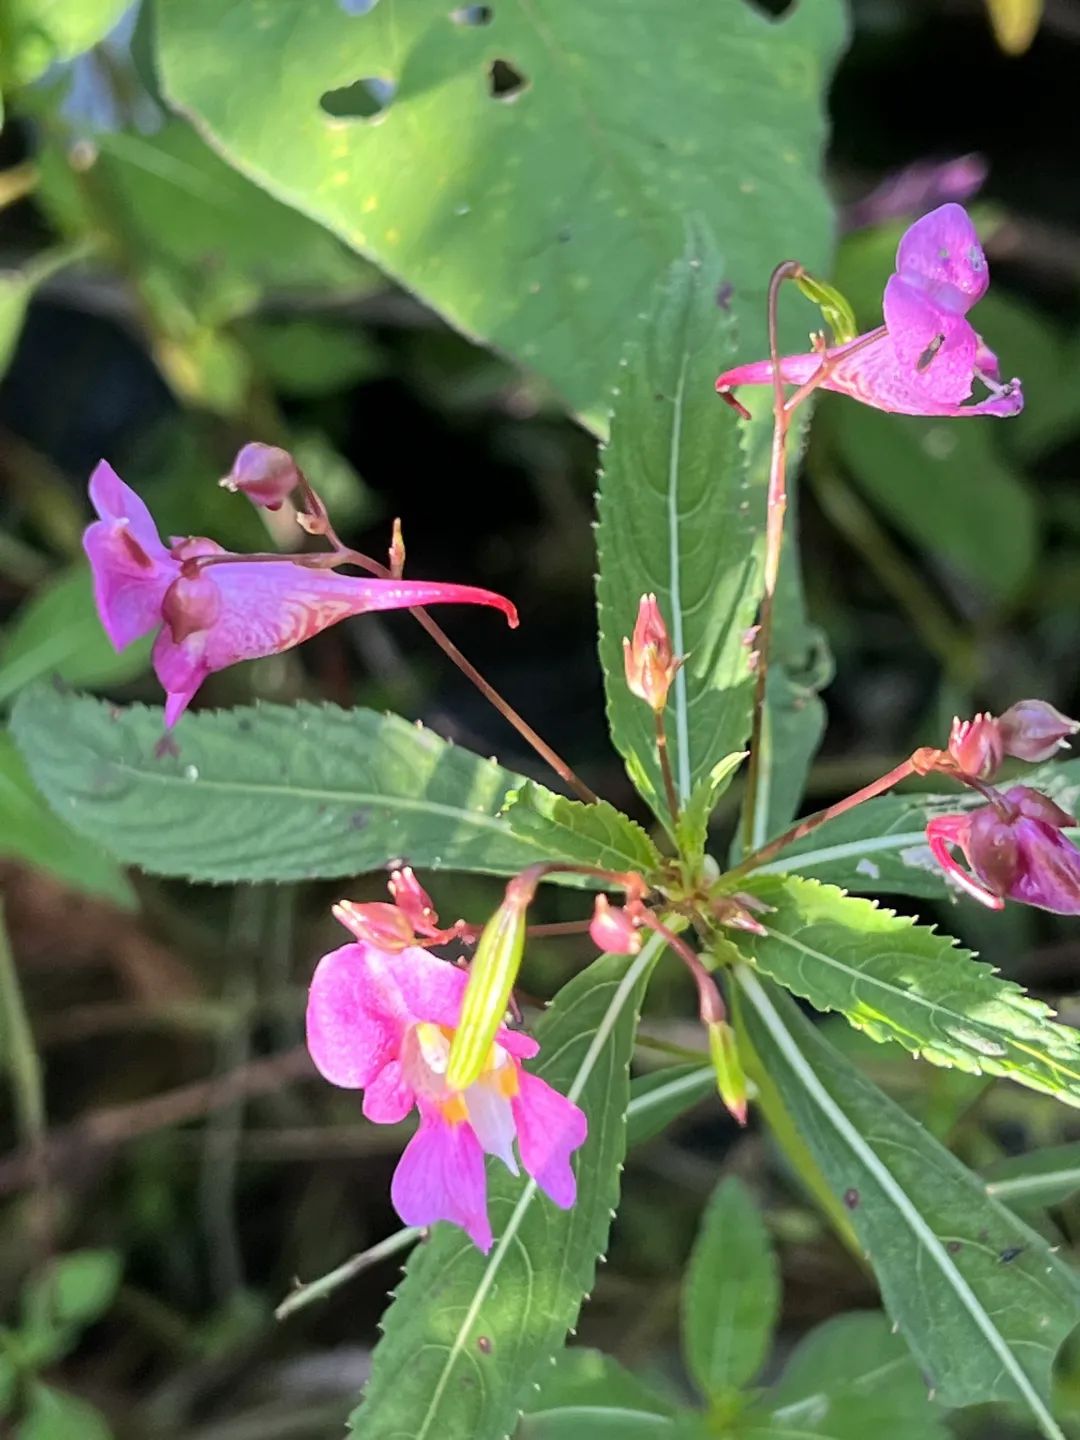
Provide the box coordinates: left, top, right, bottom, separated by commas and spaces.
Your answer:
332, 899, 415, 951
707, 1019, 747, 1127
445, 873, 535, 1091
160, 571, 221, 643
388, 866, 440, 936
965, 807, 1021, 898
947, 713, 1003, 780
999, 700, 1080, 763
623, 593, 680, 712
588, 895, 641, 955
221, 442, 300, 511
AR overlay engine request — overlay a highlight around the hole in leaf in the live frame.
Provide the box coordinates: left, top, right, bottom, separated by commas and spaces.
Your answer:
450, 4, 493, 23
319, 76, 396, 121
487, 57, 528, 101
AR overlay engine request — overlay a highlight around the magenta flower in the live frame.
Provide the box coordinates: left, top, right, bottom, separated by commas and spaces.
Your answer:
926, 786, 1080, 914
83, 461, 518, 726
306, 939, 587, 1251
716, 204, 1023, 419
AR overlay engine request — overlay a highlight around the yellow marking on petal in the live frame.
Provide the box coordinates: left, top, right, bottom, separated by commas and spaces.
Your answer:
493, 1063, 520, 1099
440, 1093, 469, 1125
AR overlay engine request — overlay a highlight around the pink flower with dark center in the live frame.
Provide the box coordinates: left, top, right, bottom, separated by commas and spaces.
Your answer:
305, 939, 587, 1252
83, 461, 518, 726
716, 204, 1023, 419
926, 786, 1080, 914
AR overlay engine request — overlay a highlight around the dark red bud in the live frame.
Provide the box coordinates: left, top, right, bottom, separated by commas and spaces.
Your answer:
999, 700, 1080, 763
966, 807, 1021, 897
947, 713, 1003, 780
161, 572, 221, 643
221, 443, 300, 511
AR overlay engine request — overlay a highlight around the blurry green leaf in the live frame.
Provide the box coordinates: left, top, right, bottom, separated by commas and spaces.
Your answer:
1, 0, 128, 85
155, 0, 845, 429
0, 564, 150, 705
502, 782, 663, 877
0, 730, 134, 906
984, 1143, 1080, 1210
0, 246, 85, 382
754, 594, 830, 845
735, 973, 1080, 1418
825, 401, 1037, 605
518, 1410, 679, 1439
289, 431, 374, 531
676, 752, 745, 863
682, 1177, 778, 1399
15, 1383, 112, 1440
796, 273, 858, 344
12, 688, 605, 885
246, 319, 383, 397
21, 1252, 122, 1366
596, 244, 762, 826
359, 940, 661, 1440
625, 1065, 715, 1148
0, 1353, 15, 1414
526, 1348, 676, 1420
743, 876, 1080, 1106
744, 1312, 950, 1440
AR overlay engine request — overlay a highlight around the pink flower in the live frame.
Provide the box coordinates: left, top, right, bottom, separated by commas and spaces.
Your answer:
305, 940, 587, 1251
926, 786, 1080, 914
716, 204, 1023, 419
83, 461, 518, 726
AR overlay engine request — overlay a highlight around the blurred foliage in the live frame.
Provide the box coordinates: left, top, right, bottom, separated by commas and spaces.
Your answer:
0, 1, 1079, 1438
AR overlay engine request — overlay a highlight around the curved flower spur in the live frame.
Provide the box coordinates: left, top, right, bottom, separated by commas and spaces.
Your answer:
716, 203, 1023, 419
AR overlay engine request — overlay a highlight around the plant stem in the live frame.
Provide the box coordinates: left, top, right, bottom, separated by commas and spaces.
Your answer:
639, 911, 725, 1025
655, 709, 681, 828
726, 755, 918, 881
276, 1227, 423, 1320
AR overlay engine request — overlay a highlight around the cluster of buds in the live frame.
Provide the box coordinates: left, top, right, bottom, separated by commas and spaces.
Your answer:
333, 867, 467, 951
915, 700, 1079, 785
623, 593, 682, 713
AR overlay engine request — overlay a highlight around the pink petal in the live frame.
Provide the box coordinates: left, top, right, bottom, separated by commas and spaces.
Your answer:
496, 1028, 540, 1060
512, 1070, 587, 1210
391, 1108, 492, 1251
362, 1058, 416, 1124
84, 522, 175, 651
894, 202, 989, 308
305, 943, 410, 1089
152, 628, 208, 727
465, 1078, 519, 1174
392, 949, 469, 1029
1010, 820, 1080, 915
88, 461, 171, 559
883, 274, 978, 404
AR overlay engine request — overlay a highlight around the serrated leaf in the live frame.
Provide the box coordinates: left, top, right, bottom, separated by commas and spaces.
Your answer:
596, 244, 763, 825
155, 0, 845, 430
12, 687, 606, 885
0, 565, 151, 705
735, 972, 1080, 1421
358, 939, 661, 1440
0, 730, 134, 907
744, 1312, 950, 1440
740, 876, 1080, 1107
502, 782, 663, 878
984, 1143, 1080, 1210
682, 1177, 778, 1399
676, 752, 745, 862
625, 1065, 714, 1149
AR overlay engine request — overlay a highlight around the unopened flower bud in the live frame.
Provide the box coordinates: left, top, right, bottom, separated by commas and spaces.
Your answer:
589, 895, 641, 955
707, 1019, 747, 1127
948, 713, 1003, 780
445, 871, 536, 1091
388, 866, 440, 935
221, 442, 300, 511
332, 899, 415, 951
161, 571, 221, 643
623, 593, 680, 712
713, 892, 770, 937
389, 518, 406, 578
999, 700, 1080, 763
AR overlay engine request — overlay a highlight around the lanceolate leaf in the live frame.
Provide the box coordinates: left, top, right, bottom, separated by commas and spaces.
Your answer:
12, 687, 611, 885
735, 973, 1080, 1423
501, 782, 663, 878
358, 939, 661, 1440
682, 1177, 778, 1399
983, 1143, 1080, 1210
596, 245, 763, 824
625, 1066, 715, 1148
155, 0, 845, 430
525, 1348, 676, 1422
741, 876, 1080, 1107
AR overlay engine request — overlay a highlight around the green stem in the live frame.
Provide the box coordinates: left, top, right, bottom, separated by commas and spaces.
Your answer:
276, 1227, 423, 1320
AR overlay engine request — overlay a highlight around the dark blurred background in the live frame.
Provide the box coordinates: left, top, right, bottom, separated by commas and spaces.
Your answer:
1, 1, 1080, 1436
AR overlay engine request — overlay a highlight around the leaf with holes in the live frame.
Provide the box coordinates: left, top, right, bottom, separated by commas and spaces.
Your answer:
682, 1177, 778, 1400
735, 973, 1080, 1420
155, 0, 845, 430
596, 244, 763, 826
11, 687, 605, 885
741, 876, 1080, 1106
357, 939, 660, 1440
501, 781, 663, 878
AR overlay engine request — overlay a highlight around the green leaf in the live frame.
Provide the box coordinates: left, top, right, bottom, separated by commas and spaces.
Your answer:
12, 688, 612, 885
676, 752, 746, 863
682, 1177, 778, 1399
744, 1312, 950, 1440
155, 0, 845, 429
14, 1383, 112, 1440
0, 246, 84, 382
825, 401, 1037, 606
1, 0, 128, 84
735, 972, 1080, 1422
518, 1410, 679, 1439
741, 876, 1080, 1107
595, 245, 762, 824
20, 1251, 122, 1366
984, 1143, 1080, 1210
0, 731, 134, 907
625, 1065, 714, 1149
526, 1348, 675, 1419
246, 319, 383, 397
502, 782, 663, 878
0, 565, 150, 706
357, 939, 661, 1440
